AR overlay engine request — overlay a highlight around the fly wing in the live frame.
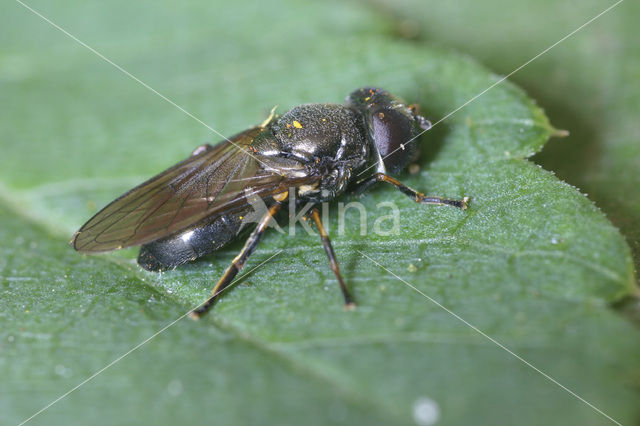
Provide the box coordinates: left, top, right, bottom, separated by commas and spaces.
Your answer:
72, 127, 315, 252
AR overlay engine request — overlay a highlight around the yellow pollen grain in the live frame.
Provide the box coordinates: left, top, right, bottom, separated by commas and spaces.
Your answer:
293, 120, 303, 128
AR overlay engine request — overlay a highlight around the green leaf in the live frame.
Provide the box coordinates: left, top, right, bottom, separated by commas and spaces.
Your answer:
1, 1, 638, 425
373, 0, 640, 304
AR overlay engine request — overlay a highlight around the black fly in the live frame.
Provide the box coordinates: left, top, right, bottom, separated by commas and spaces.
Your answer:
72, 87, 468, 318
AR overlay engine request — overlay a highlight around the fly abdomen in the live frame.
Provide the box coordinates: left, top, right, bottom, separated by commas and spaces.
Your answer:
138, 211, 248, 271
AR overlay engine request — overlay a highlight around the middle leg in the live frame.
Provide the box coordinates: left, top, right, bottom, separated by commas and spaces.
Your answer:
310, 208, 355, 309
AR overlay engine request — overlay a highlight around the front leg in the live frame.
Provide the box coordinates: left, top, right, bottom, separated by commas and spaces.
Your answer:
356, 173, 469, 210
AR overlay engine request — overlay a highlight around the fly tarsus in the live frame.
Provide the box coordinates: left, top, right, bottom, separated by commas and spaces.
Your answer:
359, 173, 469, 210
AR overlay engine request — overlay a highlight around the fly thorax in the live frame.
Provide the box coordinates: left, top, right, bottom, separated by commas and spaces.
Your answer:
298, 159, 352, 202
270, 103, 368, 163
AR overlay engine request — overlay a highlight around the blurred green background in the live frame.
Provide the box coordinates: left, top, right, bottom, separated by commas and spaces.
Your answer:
1, 0, 639, 425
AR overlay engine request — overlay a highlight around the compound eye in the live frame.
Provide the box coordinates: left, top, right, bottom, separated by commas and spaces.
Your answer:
371, 108, 416, 173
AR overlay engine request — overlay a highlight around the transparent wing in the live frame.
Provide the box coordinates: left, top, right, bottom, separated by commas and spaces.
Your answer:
72, 127, 316, 252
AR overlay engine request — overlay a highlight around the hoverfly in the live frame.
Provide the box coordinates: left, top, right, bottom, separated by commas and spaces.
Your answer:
72, 87, 468, 318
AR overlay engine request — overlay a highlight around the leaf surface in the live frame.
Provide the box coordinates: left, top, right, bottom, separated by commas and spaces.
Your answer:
1, 0, 638, 425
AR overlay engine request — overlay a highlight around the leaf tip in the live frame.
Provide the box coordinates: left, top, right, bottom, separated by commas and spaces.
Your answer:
551, 127, 570, 138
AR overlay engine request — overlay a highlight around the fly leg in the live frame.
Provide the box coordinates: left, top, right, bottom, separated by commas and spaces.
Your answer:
356, 173, 469, 210
310, 208, 355, 309
190, 203, 282, 319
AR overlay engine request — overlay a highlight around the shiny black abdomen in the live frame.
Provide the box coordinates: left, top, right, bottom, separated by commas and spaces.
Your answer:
138, 206, 250, 271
